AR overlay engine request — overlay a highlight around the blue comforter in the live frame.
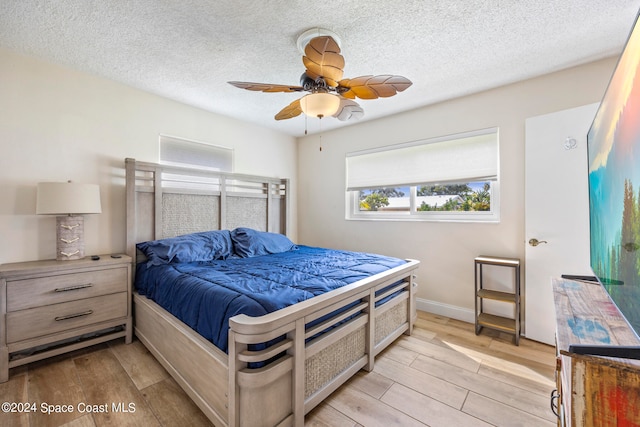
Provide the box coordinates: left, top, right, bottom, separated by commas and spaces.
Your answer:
135, 245, 406, 352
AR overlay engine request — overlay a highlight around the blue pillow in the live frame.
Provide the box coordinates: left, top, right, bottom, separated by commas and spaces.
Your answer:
137, 230, 233, 265
231, 227, 297, 257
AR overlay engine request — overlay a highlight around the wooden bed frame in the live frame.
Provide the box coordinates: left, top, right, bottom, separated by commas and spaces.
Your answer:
125, 158, 419, 426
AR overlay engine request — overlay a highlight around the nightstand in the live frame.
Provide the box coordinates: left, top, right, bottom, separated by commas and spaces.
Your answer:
0, 255, 132, 382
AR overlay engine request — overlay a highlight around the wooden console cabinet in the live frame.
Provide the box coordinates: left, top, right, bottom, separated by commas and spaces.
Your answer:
0, 255, 132, 382
552, 277, 640, 426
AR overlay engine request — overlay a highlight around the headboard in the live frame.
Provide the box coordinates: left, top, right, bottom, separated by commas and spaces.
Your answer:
125, 158, 289, 264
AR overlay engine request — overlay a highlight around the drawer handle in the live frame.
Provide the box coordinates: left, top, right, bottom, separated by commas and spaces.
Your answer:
55, 310, 94, 321
54, 283, 93, 292
550, 389, 560, 418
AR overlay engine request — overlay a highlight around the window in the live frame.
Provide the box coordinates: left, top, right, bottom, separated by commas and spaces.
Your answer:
346, 128, 499, 222
159, 135, 233, 172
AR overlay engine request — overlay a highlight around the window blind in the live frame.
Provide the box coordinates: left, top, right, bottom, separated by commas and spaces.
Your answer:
160, 135, 233, 172
346, 128, 498, 191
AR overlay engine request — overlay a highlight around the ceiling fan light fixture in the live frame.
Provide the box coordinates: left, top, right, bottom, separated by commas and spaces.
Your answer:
300, 93, 340, 118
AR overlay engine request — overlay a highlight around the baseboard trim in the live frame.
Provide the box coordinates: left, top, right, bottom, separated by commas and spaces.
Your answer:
416, 297, 475, 324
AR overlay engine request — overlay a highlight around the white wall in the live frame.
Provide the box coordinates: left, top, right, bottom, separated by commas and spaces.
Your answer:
0, 47, 297, 263
297, 57, 617, 322
0, 45, 619, 326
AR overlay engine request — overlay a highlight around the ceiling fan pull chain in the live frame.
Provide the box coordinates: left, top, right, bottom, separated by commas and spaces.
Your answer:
319, 115, 323, 151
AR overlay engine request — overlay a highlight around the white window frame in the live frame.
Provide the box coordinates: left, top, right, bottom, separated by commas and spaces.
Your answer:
345, 128, 500, 223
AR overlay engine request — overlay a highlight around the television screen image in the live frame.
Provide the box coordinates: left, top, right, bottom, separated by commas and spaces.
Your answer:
588, 11, 640, 338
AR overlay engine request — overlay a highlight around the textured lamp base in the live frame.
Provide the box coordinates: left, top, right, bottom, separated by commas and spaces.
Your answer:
56, 215, 85, 260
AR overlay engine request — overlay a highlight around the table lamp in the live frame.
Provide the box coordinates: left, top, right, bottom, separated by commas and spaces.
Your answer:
36, 181, 102, 260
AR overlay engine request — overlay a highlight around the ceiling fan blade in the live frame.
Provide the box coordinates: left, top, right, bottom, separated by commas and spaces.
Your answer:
302, 36, 345, 87
333, 97, 364, 121
338, 75, 412, 99
228, 81, 305, 93
275, 99, 303, 120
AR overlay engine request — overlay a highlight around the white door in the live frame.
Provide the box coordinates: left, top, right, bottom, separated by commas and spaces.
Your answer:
524, 103, 598, 345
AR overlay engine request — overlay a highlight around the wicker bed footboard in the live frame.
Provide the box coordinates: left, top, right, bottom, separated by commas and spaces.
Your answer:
227, 261, 418, 426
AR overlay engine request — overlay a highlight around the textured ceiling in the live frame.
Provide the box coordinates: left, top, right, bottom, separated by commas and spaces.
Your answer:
1, 1, 639, 137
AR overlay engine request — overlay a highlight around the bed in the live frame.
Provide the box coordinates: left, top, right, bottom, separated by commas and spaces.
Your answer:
125, 158, 420, 427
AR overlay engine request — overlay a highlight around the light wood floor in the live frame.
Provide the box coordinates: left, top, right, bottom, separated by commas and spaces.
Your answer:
0, 311, 557, 427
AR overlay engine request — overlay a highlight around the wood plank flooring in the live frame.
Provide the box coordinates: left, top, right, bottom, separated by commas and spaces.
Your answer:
0, 311, 557, 426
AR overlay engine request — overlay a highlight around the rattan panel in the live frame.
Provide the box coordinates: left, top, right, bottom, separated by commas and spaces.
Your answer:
162, 193, 220, 238
226, 196, 267, 231
305, 327, 366, 398
375, 300, 408, 344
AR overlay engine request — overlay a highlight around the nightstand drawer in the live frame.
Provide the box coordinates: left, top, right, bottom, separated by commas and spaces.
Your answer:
6, 292, 128, 343
6, 267, 128, 311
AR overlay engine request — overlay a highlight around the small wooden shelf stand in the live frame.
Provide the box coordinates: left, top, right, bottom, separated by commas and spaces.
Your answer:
474, 255, 521, 345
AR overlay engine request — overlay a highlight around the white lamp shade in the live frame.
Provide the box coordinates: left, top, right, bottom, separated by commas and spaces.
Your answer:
36, 182, 102, 215
300, 93, 341, 118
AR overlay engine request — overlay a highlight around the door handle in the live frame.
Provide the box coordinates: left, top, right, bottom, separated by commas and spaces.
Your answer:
529, 238, 548, 247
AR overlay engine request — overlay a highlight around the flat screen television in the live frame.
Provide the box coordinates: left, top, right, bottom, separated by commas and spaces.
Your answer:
588, 10, 640, 346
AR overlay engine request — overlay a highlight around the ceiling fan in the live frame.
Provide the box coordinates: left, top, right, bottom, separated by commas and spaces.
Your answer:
228, 29, 412, 122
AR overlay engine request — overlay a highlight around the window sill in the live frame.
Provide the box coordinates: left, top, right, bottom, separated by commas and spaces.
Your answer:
346, 212, 500, 223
